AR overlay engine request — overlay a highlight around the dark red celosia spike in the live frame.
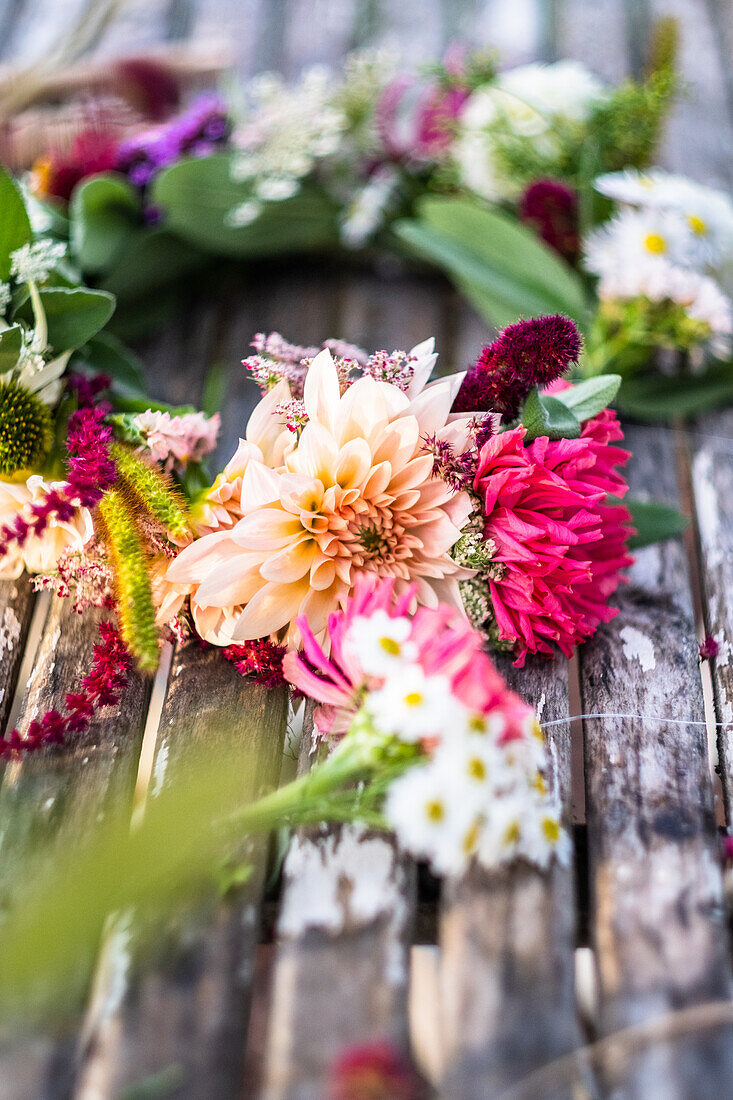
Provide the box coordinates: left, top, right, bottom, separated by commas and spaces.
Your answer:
519, 178, 580, 265
0, 622, 131, 759
222, 639, 286, 688
452, 314, 583, 422
0, 405, 117, 561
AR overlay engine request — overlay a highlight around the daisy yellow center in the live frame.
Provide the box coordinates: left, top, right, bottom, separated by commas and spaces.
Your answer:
379, 636, 401, 656
503, 820, 521, 845
532, 773, 548, 797
542, 817, 561, 843
404, 691, 424, 707
462, 820, 481, 854
644, 233, 666, 253
687, 214, 707, 235
468, 715, 487, 733
425, 799, 444, 822
468, 757, 487, 781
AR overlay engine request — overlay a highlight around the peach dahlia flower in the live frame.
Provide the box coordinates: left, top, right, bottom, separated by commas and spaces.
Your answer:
167, 340, 475, 646
0, 475, 93, 580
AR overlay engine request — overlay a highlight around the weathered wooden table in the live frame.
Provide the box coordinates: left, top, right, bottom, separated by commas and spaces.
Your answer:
2, 1, 733, 1096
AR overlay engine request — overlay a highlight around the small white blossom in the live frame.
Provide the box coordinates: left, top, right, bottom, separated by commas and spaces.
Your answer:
10, 240, 66, 284
367, 664, 455, 743
341, 166, 399, 248
225, 200, 263, 227
384, 761, 480, 875
346, 610, 415, 679
0, 282, 11, 314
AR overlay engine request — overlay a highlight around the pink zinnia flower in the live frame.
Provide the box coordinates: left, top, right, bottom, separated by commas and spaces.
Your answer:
284, 576, 535, 744
474, 397, 633, 665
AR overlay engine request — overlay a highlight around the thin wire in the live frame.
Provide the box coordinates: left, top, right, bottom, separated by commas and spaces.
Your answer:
541, 711, 733, 730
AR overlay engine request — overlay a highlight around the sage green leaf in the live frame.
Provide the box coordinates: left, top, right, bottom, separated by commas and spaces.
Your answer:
73, 331, 146, 395
0, 168, 32, 280
70, 174, 140, 274
14, 287, 115, 350
99, 227, 207, 301
0, 324, 23, 371
552, 374, 621, 421
394, 197, 591, 331
521, 386, 581, 441
151, 153, 340, 256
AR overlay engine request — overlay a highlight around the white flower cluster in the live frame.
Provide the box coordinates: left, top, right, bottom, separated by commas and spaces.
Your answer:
229, 66, 345, 218
346, 611, 568, 877
585, 169, 733, 350
10, 240, 66, 285
454, 60, 605, 201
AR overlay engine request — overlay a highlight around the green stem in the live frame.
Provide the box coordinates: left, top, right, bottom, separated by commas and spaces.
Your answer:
28, 281, 47, 352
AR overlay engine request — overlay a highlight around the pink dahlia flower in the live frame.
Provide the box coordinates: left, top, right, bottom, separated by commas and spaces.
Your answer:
474, 398, 633, 665
284, 576, 536, 744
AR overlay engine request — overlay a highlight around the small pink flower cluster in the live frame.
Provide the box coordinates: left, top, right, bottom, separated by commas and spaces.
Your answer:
0, 621, 131, 758
30, 543, 114, 613
244, 332, 367, 398
132, 409, 220, 473
0, 406, 116, 563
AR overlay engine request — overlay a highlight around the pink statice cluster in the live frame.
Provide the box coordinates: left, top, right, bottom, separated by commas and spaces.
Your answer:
132, 409, 220, 473
244, 332, 367, 398
474, 399, 633, 665
0, 406, 116, 564
1, 621, 130, 758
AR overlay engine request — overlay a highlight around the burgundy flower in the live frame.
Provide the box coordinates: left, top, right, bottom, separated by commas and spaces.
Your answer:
699, 634, 720, 660
519, 179, 580, 265
453, 315, 583, 422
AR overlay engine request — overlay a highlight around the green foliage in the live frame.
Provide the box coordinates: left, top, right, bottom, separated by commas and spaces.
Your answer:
615, 360, 733, 421
70, 173, 140, 274
0, 168, 33, 280
552, 374, 622, 421
151, 153, 341, 257
13, 286, 115, 351
99, 227, 208, 302
620, 497, 689, 549
72, 331, 147, 397
395, 197, 591, 331
0, 324, 24, 372
520, 386, 581, 442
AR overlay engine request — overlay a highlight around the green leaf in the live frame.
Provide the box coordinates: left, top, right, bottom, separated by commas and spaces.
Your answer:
0, 324, 23, 371
14, 287, 115, 350
99, 227, 207, 301
0, 168, 32, 280
552, 374, 622, 421
394, 197, 591, 331
70, 174, 140, 274
151, 153, 340, 257
616, 360, 733, 421
520, 386, 581, 441
621, 498, 689, 549
73, 331, 146, 395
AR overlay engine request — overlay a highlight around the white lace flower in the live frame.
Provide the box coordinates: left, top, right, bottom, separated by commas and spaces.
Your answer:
10, 240, 66, 284
0, 283, 11, 315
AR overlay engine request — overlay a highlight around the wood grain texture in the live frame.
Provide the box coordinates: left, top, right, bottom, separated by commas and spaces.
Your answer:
75, 641, 288, 1100
0, 577, 35, 733
0, 599, 151, 1099
580, 425, 733, 1096
690, 413, 733, 811
439, 656, 583, 1100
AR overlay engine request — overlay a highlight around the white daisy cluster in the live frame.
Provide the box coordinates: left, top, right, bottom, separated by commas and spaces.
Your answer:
585, 169, 733, 352
229, 66, 346, 218
345, 611, 568, 877
454, 60, 606, 201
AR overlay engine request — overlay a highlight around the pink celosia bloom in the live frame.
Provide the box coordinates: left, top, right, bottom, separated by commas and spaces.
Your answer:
284, 576, 536, 744
167, 340, 475, 647
0, 475, 93, 579
133, 409, 220, 473
474, 396, 633, 665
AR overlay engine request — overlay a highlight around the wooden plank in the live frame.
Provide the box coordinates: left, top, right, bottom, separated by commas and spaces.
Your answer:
0, 599, 152, 1098
261, 727, 417, 1100
439, 657, 582, 1099
690, 412, 733, 812
0, 578, 35, 733
579, 425, 733, 1095
74, 642, 289, 1099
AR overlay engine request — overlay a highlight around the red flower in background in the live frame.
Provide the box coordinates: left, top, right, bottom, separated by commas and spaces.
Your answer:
330, 1040, 424, 1100
31, 129, 119, 204
519, 178, 581, 265
474, 394, 633, 665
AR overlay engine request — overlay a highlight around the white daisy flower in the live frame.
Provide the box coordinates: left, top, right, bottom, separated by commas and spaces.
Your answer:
345, 609, 416, 679
384, 760, 480, 875
367, 664, 456, 743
